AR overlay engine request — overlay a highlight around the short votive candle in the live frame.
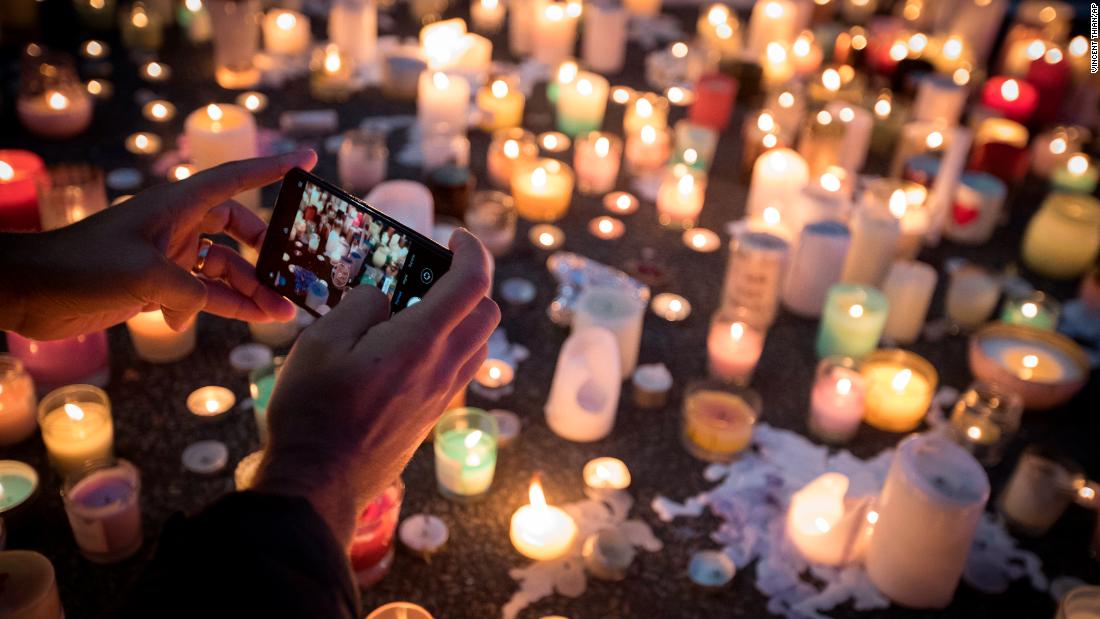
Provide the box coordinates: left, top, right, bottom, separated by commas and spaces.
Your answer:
860, 349, 937, 433
433, 407, 499, 501
681, 380, 761, 463
808, 356, 865, 444
574, 132, 622, 195
38, 384, 114, 476
706, 307, 764, 385
815, 284, 888, 359
62, 458, 142, 563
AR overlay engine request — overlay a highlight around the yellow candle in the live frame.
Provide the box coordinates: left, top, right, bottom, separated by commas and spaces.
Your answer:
861, 351, 937, 432
38, 386, 114, 476
262, 9, 311, 56
125, 310, 197, 364
623, 92, 669, 135
511, 158, 574, 222
682, 387, 759, 461
509, 477, 578, 561
477, 78, 525, 131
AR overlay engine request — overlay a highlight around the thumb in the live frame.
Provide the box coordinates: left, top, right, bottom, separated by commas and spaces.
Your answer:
307, 285, 390, 346
148, 260, 208, 330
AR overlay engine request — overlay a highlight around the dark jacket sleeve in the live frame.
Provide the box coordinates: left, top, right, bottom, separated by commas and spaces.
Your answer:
108, 491, 360, 619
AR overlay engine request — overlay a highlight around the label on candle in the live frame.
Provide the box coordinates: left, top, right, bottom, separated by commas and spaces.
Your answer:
68, 514, 110, 554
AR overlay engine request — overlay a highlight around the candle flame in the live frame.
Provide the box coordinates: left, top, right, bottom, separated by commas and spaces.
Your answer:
432, 72, 450, 90
0, 161, 13, 182
185, 0, 202, 11
482, 0, 499, 8
778, 91, 794, 108
764, 1, 783, 18
762, 206, 781, 226
837, 106, 855, 123
888, 189, 907, 218
545, 3, 564, 20
146, 62, 164, 78
1045, 48, 1063, 64
874, 94, 891, 118
557, 61, 578, 83
677, 172, 695, 194
1070, 36, 1088, 57
243, 93, 263, 111
671, 42, 689, 58
207, 103, 223, 121
942, 36, 963, 60
1026, 39, 1046, 61
577, 78, 593, 96
531, 166, 548, 189
491, 79, 509, 98
707, 4, 729, 26
908, 33, 927, 54
275, 11, 297, 29
669, 298, 683, 313
793, 35, 811, 58
890, 369, 912, 392
542, 133, 559, 149
836, 378, 852, 396
635, 97, 653, 118
90, 0, 105, 7
595, 136, 610, 157
325, 47, 343, 73
464, 429, 483, 448
565, 0, 582, 18
848, 304, 864, 318
538, 232, 554, 246
1050, 137, 1067, 155
822, 68, 840, 92
134, 134, 150, 149
966, 425, 982, 440
1022, 354, 1038, 369
47, 91, 69, 110
1068, 154, 1089, 175
692, 232, 706, 248
488, 364, 502, 381
762, 133, 778, 148
819, 170, 842, 193
1000, 79, 1020, 102
598, 218, 613, 234
889, 40, 908, 61
766, 42, 787, 63
813, 516, 831, 533
816, 110, 832, 125
205, 399, 219, 413
503, 139, 520, 159
952, 67, 971, 86
64, 403, 86, 421
611, 87, 632, 104
172, 165, 194, 180
132, 7, 148, 27
616, 194, 632, 210
595, 463, 611, 482
1080, 486, 1096, 501
85, 40, 104, 57
529, 478, 547, 508
866, 510, 879, 524
1021, 302, 1038, 318
683, 148, 698, 165
729, 322, 745, 341
757, 112, 775, 133
641, 125, 657, 145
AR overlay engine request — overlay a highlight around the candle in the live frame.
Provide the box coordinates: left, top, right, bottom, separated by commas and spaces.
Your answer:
1027, 47, 1071, 125
477, 78, 525, 131
124, 132, 162, 156
0, 551, 63, 619
583, 457, 631, 491
673, 121, 719, 172
474, 358, 515, 390
546, 60, 578, 105
808, 356, 865, 443
532, 0, 579, 68
706, 310, 764, 385
1001, 290, 1059, 330
511, 159, 574, 222
948, 381, 1022, 466
683, 227, 720, 252
827, 102, 872, 179
471, 0, 506, 33
311, 44, 355, 102
944, 171, 1007, 245
719, 230, 790, 328
120, 2, 163, 51
556, 72, 609, 137
126, 310, 197, 363
62, 459, 142, 563
0, 460, 38, 517
860, 349, 937, 432
582, 1, 627, 74
249, 362, 281, 444
398, 512, 449, 559
786, 473, 874, 566
604, 191, 639, 215
944, 264, 1002, 332
746, 0, 800, 57
688, 551, 736, 588
16, 86, 93, 140
697, 4, 741, 62
538, 131, 571, 154
262, 9, 310, 56
139, 60, 171, 82
573, 286, 646, 379
236, 91, 268, 113
350, 479, 404, 587
623, 92, 669, 135
980, 76, 1038, 124
5, 332, 110, 390
681, 381, 761, 462
38, 385, 114, 476
573, 132, 621, 195
746, 148, 809, 219
1021, 194, 1100, 280
879, 260, 937, 345
623, 0, 659, 16
141, 99, 176, 123
330, 0, 377, 67
338, 128, 388, 195
529, 223, 565, 250
588, 216, 625, 240
545, 327, 622, 441
871, 180, 929, 260
433, 407, 498, 501
464, 190, 517, 257
1052, 153, 1099, 194
866, 434, 989, 608
583, 528, 636, 581
184, 103, 259, 209
418, 70, 470, 132
688, 73, 737, 131
366, 603, 434, 619
656, 164, 706, 229
0, 149, 44, 231
86, 78, 112, 100
815, 284, 888, 359
185, 386, 235, 417
510, 477, 578, 561
208, 0, 260, 89
487, 129, 538, 188
998, 446, 1081, 535
762, 42, 795, 86
841, 203, 900, 287
650, 293, 691, 322
782, 221, 851, 317
0, 356, 37, 446
970, 118, 1030, 187
80, 39, 110, 60
180, 0, 212, 43
969, 324, 1088, 410
624, 125, 671, 176
911, 73, 968, 125
632, 363, 672, 409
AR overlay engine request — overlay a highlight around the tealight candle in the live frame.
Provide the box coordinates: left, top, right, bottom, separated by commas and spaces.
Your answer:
745, 148, 809, 219
311, 44, 355, 102
262, 8, 310, 56
141, 100, 176, 122
487, 128, 538, 188
583, 457, 631, 491
582, 528, 635, 581
588, 216, 624, 240
816, 284, 888, 359
604, 191, 638, 215
808, 356, 865, 444
5, 332, 110, 390
969, 324, 1088, 410
86, 79, 112, 100
433, 408, 498, 501
169, 164, 197, 181
38, 385, 114, 476
126, 310, 196, 363
538, 131, 571, 154
681, 381, 761, 463
650, 293, 692, 322
529, 224, 565, 250
656, 164, 706, 228
1052, 153, 1100, 194
366, 603, 434, 619
0, 356, 37, 446
511, 159, 574, 222
236, 91, 268, 113
574, 132, 622, 195
0, 460, 38, 519
707, 309, 764, 384
1001, 290, 1060, 330
582, 1, 628, 74
139, 61, 171, 82
477, 78, 525, 131
632, 363, 672, 409
80, 39, 110, 60
124, 132, 162, 156
1021, 194, 1100, 280
546, 60, 578, 105
623, 92, 669, 135
683, 227, 720, 252
0, 149, 44, 231
16, 87, 94, 140
120, 2, 163, 51
860, 349, 937, 432
556, 71, 609, 136
186, 386, 236, 417
398, 513, 449, 559
62, 459, 142, 563
510, 476, 578, 561
625, 125, 671, 176
474, 359, 515, 390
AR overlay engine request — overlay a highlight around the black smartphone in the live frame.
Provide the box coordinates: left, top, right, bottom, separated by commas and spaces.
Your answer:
257, 168, 453, 317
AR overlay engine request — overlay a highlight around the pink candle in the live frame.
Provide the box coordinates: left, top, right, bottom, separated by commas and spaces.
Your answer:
808, 357, 866, 443
63, 460, 142, 564
1026, 52, 1071, 126
350, 479, 404, 587
5, 331, 110, 390
0, 150, 44, 232
706, 312, 764, 385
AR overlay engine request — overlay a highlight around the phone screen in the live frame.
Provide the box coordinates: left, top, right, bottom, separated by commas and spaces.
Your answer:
257, 168, 453, 316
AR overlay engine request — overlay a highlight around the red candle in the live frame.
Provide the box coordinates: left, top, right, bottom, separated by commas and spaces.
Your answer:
689, 73, 737, 131
1026, 51, 1071, 125
349, 480, 403, 587
980, 76, 1038, 124
0, 149, 44, 232
969, 141, 1029, 186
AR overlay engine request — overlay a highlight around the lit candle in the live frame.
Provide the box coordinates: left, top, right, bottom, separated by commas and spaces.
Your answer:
80, 39, 110, 60
180, 0, 212, 43
610, 85, 634, 105
0, 149, 44, 231
125, 310, 197, 363
85, 79, 112, 100
720, 230, 790, 329
418, 71, 470, 132
209, 0, 261, 89
623, 0, 660, 16
532, 0, 579, 68
350, 479, 404, 587
860, 349, 937, 432
588, 216, 625, 240
184, 103, 259, 209
311, 44, 355, 102
169, 164, 197, 182
236, 91, 268, 113
688, 73, 737, 131
262, 8, 310, 56
329, 0, 378, 66
464, 190, 517, 257
697, 4, 741, 62
623, 92, 669, 135
37, 385, 114, 476
545, 327, 622, 441
538, 131, 571, 154
487, 129, 538, 188
808, 356, 865, 443
398, 513, 449, 559
761, 42, 796, 86
681, 382, 761, 462
139, 60, 171, 82
120, 2, 163, 51
510, 476, 578, 561
16, 87, 94, 140
970, 325, 1088, 410
366, 602, 434, 619
943, 171, 1007, 246
674, 120, 719, 172
745, 148, 809, 219
141, 99, 176, 122
0, 460, 39, 518
511, 159, 574, 222
1021, 193, 1100, 280
624, 124, 671, 176
573, 285, 646, 379
815, 284, 888, 359
5, 332, 110, 391
650, 293, 692, 322
980, 76, 1038, 124
746, 0, 800, 57
433, 407, 499, 500
1000, 291, 1059, 331
948, 381, 1022, 466
0, 356, 37, 446
604, 191, 639, 215
998, 446, 1081, 536
474, 358, 515, 389
62, 459, 142, 563
707, 311, 764, 384
573, 132, 622, 195
1051, 153, 1099, 194
529, 223, 565, 250
786, 473, 873, 566
876, 181, 929, 260
828, 102, 872, 180
790, 32, 823, 76
124, 132, 162, 156
185, 386, 236, 417
583, 457, 631, 491
471, 0, 506, 33
683, 227, 720, 252
556, 72, 609, 137
477, 78, 525, 131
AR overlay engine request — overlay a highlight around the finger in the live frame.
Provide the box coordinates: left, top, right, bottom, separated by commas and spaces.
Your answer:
395, 229, 491, 334
199, 244, 296, 321
307, 285, 391, 347
147, 261, 208, 331
450, 343, 489, 396
443, 297, 500, 366
201, 279, 277, 323
201, 199, 268, 249
173, 150, 318, 216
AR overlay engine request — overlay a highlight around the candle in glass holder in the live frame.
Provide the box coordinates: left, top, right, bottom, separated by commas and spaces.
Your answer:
556, 72, 609, 136
1001, 290, 1059, 331
786, 473, 874, 567
36, 163, 108, 231
465, 190, 517, 257
487, 129, 538, 188
62, 459, 141, 563
944, 264, 1002, 332
583, 457, 631, 491
707, 308, 764, 385
433, 407, 498, 501
948, 381, 1022, 466
720, 230, 789, 328
880, 260, 936, 345
120, 2, 163, 51
0, 149, 44, 231
311, 44, 356, 102
141, 99, 176, 123
656, 164, 706, 229
125, 310, 197, 363
38, 385, 114, 476
1051, 153, 1099, 194
815, 284, 888, 359
185, 386, 235, 417
474, 358, 515, 390
573, 286, 645, 378
477, 78, 525, 131
16, 81, 93, 140
588, 216, 625, 240
573, 132, 621, 195
511, 158, 574, 222
208, 0, 261, 89
783, 221, 851, 317
808, 356, 865, 443
1031, 127, 1083, 178
350, 479, 404, 587
998, 445, 1082, 536
471, 0, 505, 32
510, 476, 578, 561
682, 380, 761, 463
0, 355, 37, 446
262, 8, 310, 56
532, 0, 579, 68
860, 349, 937, 432
338, 127, 388, 195
624, 125, 671, 176
139, 60, 170, 82
944, 171, 1007, 246
418, 71, 469, 132
1021, 193, 1100, 280
746, 148, 809, 219
623, 92, 669, 135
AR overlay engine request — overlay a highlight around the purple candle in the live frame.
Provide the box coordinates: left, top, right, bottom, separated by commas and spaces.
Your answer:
5, 331, 110, 390
63, 459, 142, 563
808, 356, 866, 444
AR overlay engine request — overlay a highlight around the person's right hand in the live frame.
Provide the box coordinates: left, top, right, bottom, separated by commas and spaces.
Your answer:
252, 229, 499, 545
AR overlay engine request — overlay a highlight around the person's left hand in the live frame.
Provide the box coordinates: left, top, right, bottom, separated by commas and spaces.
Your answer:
3, 151, 316, 339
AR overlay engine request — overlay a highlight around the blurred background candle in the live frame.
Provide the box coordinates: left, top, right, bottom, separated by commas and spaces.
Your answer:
980, 76, 1038, 124
583, 457, 631, 491
208, 0, 260, 89
120, 2, 163, 51
38, 385, 114, 476
625, 125, 670, 176
1051, 153, 1099, 194
783, 221, 851, 318
944, 172, 1007, 245
262, 8, 310, 56
841, 203, 899, 287
948, 381, 1022, 466
471, 0, 505, 33
815, 284, 888, 359
511, 158, 573, 222
418, 71, 469, 132
998, 445, 1082, 536
62, 459, 142, 563
573, 132, 621, 195
604, 191, 639, 215
683, 227, 719, 252
573, 286, 645, 378
529, 223, 565, 250
0, 460, 39, 516
656, 165, 706, 229
1031, 126, 1083, 178
338, 127, 388, 195
860, 349, 936, 432
350, 478, 403, 587
487, 128, 537, 188
808, 356, 864, 443
1021, 194, 1100, 280
945, 264, 1002, 332
236, 91, 267, 113
707, 308, 764, 385
510, 476, 578, 560
688, 73, 736, 131
532, 0, 578, 67
0, 149, 44, 231
880, 260, 937, 345
720, 230, 789, 328
184, 103, 259, 210
588, 216, 624, 240
623, 92, 668, 135
141, 99, 176, 123
538, 131, 570, 154
477, 78, 524, 131
464, 190, 517, 257
681, 380, 761, 463
125, 310, 197, 363
5, 331, 110, 390
1001, 290, 1059, 330
674, 121, 719, 172
786, 473, 870, 566
16, 53, 93, 140
545, 327, 622, 441
367, 602, 433, 619
582, 1, 627, 74
124, 132, 161, 156
433, 407, 498, 501
0, 355, 37, 446
650, 293, 691, 322
556, 72, 609, 136
546, 60, 578, 105
249, 361, 281, 445
746, 148, 808, 219
186, 386, 235, 417
330, 0, 378, 68
311, 44, 355, 102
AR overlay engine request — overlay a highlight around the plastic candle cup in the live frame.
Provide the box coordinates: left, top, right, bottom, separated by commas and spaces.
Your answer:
477, 78, 525, 131
38, 385, 114, 476
0, 149, 45, 231
588, 216, 625, 240
808, 356, 865, 444
786, 473, 872, 566
1000, 290, 1060, 331
706, 308, 765, 385
16, 55, 94, 140
1051, 153, 1100, 194
487, 129, 538, 188
186, 386, 236, 417
509, 477, 578, 561
0, 355, 37, 446
350, 478, 404, 587
815, 284, 888, 359
510, 158, 574, 222
0, 460, 39, 518
574, 132, 622, 195
474, 358, 515, 390
120, 2, 163, 51
556, 71, 609, 136
433, 408, 498, 501
860, 349, 937, 433
656, 164, 707, 229
62, 459, 142, 563
1021, 193, 1100, 280
583, 457, 631, 491
681, 380, 761, 463
125, 310, 197, 363
948, 381, 1022, 467
249, 360, 282, 445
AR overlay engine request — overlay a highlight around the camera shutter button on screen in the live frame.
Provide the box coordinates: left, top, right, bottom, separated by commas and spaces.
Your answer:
420, 268, 434, 284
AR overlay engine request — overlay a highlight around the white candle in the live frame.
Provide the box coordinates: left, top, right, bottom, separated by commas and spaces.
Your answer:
624, 124, 671, 176
656, 164, 706, 228
125, 310, 197, 363
746, 0, 801, 58
573, 286, 646, 379
866, 434, 989, 609
782, 221, 851, 318
262, 9, 310, 56
583, 457, 631, 491
746, 148, 809, 219
582, 2, 627, 74
912, 74, 968, 125
786, 473, 873, 566
826, 102, 872, 179
841, 203, 900, 286
184, 103, 259, 210
471, 0, 506, 33
533, 0, 578, 68
545, 326, 622, 441
186, 386, 236, 417
417, 71, 470, 132
510, 477, 578, 561
880, 260, 937, 345
16, 88, 94, 140
329, 0, 378, 66
37, 386, 114, 476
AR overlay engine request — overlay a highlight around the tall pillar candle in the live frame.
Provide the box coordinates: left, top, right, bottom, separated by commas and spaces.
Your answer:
545, 327, 622, 441
477, 78, 525, 131
418, 71, 470, 133
815, 283, 888, 358
508, 0, 535, 56
556, 72, 609, 136
980, 77, 1038, 125
782, 221, 851, 318
125, 310, 197, 363
208, 0, 261, 89
746, 148, 809, 219
532, 0, 578, 68
572, 286, 646, 378
841, 203, 900, 286
866, 434, 989, 609
720, 230, 790, 328
969, 118, 1029, 187
38, 385, 114, 476
0, 150, 44, 232
826, 102, 872, 179
471, 0, 506, 33
184, 104, 259, 211
330, 0, 378, 66
880, 260, 936, 345
582, 1, 627, 74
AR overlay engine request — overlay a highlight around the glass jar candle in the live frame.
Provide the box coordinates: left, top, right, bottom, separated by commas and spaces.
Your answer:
62, 458, 141, 563
35, 163, 107, 230
573, 132, 622, 195
1021, 193, 1100, 280
464, 190, 517, 257
15, 51, 93, 139
1000, 290, 1060, 331
706, 307, 765, 385
510, 158, 574, 222
808, 356, 865, 444
433, 407, 499, 501
860, 349, 937, 433
338, 128, 388, 195
948, 381, 1022, 466
125, 310, 197, 363
945, 264, 1002, 332
208, 0, 261, 89
38, 384, 114, 476
815, 283, 888, 359
681, 380, 761, 463
487, 128, 538, 189
119, 2, 163, 51
350, 478, 404, 587
0, 355, 37, 446
998, 445, 1083, 536
623, 91, 670, 135
5, 331, 110, 391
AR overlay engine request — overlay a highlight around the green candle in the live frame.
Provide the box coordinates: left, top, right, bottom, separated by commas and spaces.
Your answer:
816, 284, 889, 359
0, 460, 38, 513
249, 370, 277, 444
433, 408, 498, 501
1000, 293, 1060, 331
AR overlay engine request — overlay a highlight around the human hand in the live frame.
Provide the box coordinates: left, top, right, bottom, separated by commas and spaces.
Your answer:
1, 151, 316, 339
253, 230, 500, 544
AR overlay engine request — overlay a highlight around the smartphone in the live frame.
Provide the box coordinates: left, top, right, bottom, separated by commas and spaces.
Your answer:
256, 168, 453, 317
